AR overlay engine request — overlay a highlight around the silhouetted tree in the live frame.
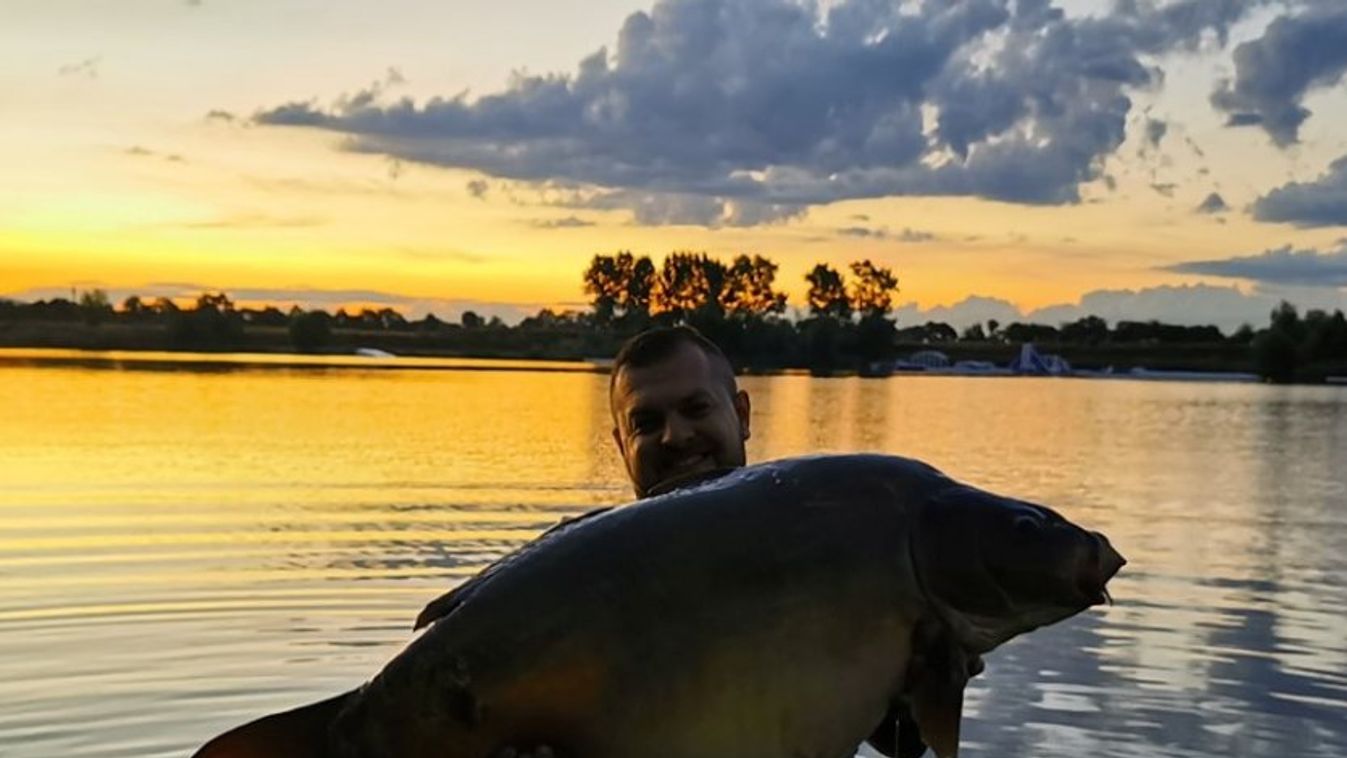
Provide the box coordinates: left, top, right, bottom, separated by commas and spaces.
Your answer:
289, 310, 332, 353
1002, 323, 1060, 343
723, 254, 786, 317
805, 263, 850, 319
1060, 315, 1108, 344
923, 321, 958, 343
461, 310, 484, 329
848, 260, 899, 318
78, 289, 112, 325
654, 252, 726, 321
961, 323, 987, 341
584, 251, 656, 324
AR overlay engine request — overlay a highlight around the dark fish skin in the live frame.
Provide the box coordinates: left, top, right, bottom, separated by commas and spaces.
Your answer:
193, 454, 1125, 758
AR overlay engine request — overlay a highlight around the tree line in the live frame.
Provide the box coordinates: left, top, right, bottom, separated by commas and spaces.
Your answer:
2, 252, 1345, 381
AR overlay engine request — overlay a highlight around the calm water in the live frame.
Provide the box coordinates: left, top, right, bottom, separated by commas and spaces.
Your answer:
2, 348, 1345, 757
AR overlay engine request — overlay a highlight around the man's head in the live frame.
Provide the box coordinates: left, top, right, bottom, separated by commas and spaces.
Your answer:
609, 326, 751, 498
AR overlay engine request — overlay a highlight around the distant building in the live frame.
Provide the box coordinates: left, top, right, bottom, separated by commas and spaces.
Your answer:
1008, 343, 1072, 376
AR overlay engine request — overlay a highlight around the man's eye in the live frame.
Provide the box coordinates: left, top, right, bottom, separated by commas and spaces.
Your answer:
685, 402, 710, 416
631, 416, 659, 434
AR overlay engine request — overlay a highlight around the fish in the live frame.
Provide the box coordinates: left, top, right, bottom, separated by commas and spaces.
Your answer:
193, 453, 1125, 758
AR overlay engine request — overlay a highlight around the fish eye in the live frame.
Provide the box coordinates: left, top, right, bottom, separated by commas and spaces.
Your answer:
1013, 514, 1042, 534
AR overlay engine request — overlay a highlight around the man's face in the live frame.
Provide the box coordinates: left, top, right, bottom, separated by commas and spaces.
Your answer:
610, 342, 751, 498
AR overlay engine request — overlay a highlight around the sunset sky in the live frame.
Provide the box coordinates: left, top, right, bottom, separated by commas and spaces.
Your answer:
4, 0, 1347, 330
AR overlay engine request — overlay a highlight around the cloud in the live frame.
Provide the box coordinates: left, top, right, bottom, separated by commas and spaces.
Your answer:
1163, 243, 1347, 287
1251, 154, 1347, 227
528, 215, 596, 228
1144, 118, 1168, 149
1210, 6, 1347, 145
252, 0, 1261, 226
125, 145, 186, 163
466, 179, 489, 199
837, 226, 883, 238
836, 225, 936, 241
888, 283, 1327, 333
205, 109, 237, 123
1150, 182, 1176, 197
172, 212, 324, 229
893, 295, 1023, 330
1196, 192, 1229, 214
58, 56, 100, 78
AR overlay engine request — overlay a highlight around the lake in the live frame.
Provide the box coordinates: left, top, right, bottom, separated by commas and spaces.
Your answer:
1, 348, 1345, 757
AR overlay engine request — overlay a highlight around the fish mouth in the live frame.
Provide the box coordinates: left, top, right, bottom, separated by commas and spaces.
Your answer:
1081, 531, 1126, 606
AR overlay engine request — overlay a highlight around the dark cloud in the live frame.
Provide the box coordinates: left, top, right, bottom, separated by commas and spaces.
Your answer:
1196, 192, 1228, 214
466, 179, 490, 199
1252, 154, 1347, 227
1210, 6, 1347, 145
1163, 243, 1347, 287
253, 0, 1261, 226
1150, 182, 1176, 197
528, 215, 596, 228
205, 109, 236, 123
1144, 118, 1168, 149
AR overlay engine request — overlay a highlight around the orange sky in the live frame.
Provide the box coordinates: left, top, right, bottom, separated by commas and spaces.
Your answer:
3, 0, 1346, 328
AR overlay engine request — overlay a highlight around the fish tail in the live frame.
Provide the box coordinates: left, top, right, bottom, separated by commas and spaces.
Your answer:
191, 690, 354, 758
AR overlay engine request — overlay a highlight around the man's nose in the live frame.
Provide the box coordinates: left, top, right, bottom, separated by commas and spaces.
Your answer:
661, 414, 694, 447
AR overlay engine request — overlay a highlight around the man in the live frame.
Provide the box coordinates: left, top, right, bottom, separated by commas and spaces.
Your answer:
492, 326, 751, 758
607, 325, 751, 498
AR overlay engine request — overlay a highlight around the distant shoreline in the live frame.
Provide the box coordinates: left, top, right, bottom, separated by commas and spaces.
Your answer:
2, 318, 1344, 385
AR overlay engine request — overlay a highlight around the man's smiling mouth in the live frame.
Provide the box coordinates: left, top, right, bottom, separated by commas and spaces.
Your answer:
665, 452, 712, 476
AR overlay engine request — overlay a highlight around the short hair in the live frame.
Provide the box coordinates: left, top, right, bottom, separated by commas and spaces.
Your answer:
609, 325, 736, 395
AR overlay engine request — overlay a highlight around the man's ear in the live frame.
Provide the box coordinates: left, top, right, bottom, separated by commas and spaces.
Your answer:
611, 426, 625, 454
734, 389, 751, 440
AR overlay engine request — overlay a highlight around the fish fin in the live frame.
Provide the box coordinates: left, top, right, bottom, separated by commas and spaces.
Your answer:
863, 701, 897, 757
191, 691, 351, 758
414, 507, 614, 630
895, 701, 929, 758
902, 622, 981, 758
909, 676, 963, 758
864, 700, 926, 758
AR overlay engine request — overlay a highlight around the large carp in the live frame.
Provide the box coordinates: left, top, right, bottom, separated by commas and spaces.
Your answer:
194, 454, 1124, 758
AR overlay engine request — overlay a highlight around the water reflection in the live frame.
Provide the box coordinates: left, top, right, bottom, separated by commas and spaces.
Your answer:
0, 358, 1344, 756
